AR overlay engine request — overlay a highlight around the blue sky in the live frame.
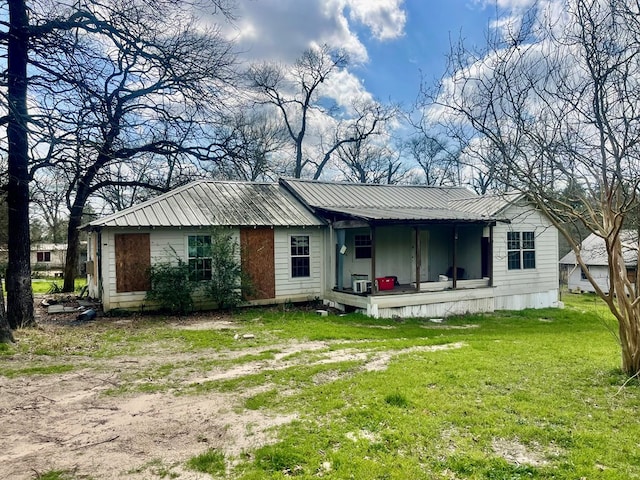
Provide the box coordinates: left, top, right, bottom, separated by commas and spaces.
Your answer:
225, 0, 506, 107
353, 1, 497, 105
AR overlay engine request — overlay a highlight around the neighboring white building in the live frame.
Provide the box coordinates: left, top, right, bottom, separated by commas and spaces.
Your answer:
0, 242, 87, 276
559, 231, 638, 294
83, 179, 560, 317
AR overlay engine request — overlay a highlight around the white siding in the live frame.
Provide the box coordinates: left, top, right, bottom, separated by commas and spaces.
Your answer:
273, 228, 324, 300
566, 265, 609, 293
492, 204, 559, 308
375, 226, 414, 284
100, 227, 240, 311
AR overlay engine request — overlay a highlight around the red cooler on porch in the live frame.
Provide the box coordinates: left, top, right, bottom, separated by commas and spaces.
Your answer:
376, 277, 395, 291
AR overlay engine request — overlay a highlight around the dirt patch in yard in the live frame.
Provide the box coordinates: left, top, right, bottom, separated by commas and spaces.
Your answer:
0, 307, 466, 479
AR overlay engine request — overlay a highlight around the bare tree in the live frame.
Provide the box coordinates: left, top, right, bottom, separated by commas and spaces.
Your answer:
426, 0, 640, 375
404, 135, 460, 186
247, 45, 394, 179
206, 109, 289, 181
336, 137, 407, 184
30, 172, 68, 243
33, 6, 236, 292
0, 0, 236, 329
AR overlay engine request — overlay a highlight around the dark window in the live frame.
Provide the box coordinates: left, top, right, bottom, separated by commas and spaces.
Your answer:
291, 235, 310, 278
354, 234, 372, 259
188, 235, 212, 281
581, 268, 588, 280
37, 251, 51, 262
507, 231, 536, 270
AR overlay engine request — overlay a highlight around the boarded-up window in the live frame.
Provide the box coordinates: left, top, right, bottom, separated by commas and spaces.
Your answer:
241, 228, 275, 300
115, 233, 151, 292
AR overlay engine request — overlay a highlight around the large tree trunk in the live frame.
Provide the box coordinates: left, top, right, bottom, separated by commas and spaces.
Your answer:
0, 276, 14, 343
6, 0, 34, 329
62, 208, 84, 292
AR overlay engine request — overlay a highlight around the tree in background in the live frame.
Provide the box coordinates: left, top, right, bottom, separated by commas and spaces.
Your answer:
404, 135, 461, 186
335, 136, 407, 184
0, 0, 236, 329
427, 0, 640, 376
33, 3, 235, 293
247, 44, 395, 179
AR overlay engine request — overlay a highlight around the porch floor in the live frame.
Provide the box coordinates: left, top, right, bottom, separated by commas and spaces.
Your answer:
336, 283, 422, 296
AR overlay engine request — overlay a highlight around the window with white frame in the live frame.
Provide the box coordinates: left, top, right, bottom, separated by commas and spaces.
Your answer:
507, 231, 536, 270
354, 234, 372, 259
188, 235, 212, 281
291, 235, 310, 278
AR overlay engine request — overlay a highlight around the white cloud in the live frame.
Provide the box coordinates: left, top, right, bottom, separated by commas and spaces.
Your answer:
347, 0, 406, 40
319, 69, 373, 114
218, 0, 406, 65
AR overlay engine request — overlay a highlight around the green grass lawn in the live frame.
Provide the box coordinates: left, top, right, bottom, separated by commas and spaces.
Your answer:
30, 277, 87, 294
3, 292, 640, 479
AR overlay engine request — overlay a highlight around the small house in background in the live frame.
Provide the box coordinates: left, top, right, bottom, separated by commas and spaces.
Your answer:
30, 243, 67, 276
559, 231, 638, 294
83, 179, 560, 317
0, 242, 87, 277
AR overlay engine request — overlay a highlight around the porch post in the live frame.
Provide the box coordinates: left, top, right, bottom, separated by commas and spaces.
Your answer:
415, 227, 421, 292
370, 224, 377, 292
489, 225, 494, 287
452, 224, 458, 289
336, 228, 346, 290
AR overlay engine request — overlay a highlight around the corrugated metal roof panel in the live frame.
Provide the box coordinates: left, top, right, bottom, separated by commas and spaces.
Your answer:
317, 206, 493, 222
281, 178, 476, 209
86, 181, 324, 229
448, 193, 522, 217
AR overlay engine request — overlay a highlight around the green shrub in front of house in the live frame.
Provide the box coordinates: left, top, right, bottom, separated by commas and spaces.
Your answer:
147, 230, 252, 314
146, 252, 196, 315
202, 228, 253, 310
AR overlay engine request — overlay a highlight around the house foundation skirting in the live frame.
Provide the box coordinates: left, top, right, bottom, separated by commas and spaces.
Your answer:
325, 287, 559, 319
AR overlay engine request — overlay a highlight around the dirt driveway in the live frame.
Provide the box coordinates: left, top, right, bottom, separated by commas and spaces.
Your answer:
0, 310, 463, 479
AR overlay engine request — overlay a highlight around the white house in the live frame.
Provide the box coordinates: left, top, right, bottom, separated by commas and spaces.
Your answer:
559, 231, 638, 294
83, 179, 560, 317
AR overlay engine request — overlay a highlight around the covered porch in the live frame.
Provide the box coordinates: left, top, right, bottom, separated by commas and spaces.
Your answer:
326, 217, 499, 317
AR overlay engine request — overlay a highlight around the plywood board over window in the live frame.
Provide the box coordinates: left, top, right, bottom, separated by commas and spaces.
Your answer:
240, 228, 275, 300
115, 233, 151, 293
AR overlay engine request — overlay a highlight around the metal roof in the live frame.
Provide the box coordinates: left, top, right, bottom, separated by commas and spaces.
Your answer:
281, 178, 476, 209
85, 181, 325, 229
559, 231, 638, 266
448, 193, 522, 218
315, 206, 496, 222
281, 178, 510, 223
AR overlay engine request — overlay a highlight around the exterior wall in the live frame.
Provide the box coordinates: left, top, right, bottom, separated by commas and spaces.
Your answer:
425, 226, 453, 281
492, 204, 559, 309
273, 227, 324, 301
565, 264, 608, 293
97, 226, 325, 312
375, 226, 414, 283
335, 224, 484, 287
